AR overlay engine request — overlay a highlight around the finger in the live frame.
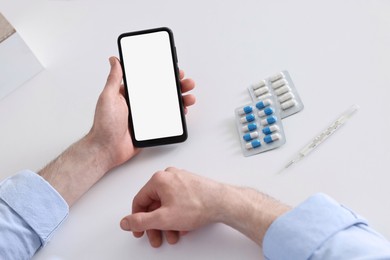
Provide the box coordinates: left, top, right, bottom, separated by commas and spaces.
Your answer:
180, 231, 189, 236
164, 230, 180, 245
133, 231, 144, 238
132, 172, 162, 214
179, 69, 185, 80
146, 229, 163, 248
183, 94, 196, 108
121, 210, 163, 232
180, 78, 195, 93
120, 213, 144, 237
119, 84, 126, 97
105, 57, 123, 93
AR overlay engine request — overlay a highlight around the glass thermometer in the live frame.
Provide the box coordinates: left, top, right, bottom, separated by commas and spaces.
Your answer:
283, 104, 359, 170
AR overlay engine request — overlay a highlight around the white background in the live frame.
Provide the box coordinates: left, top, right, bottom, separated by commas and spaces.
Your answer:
0, 1, 389, 259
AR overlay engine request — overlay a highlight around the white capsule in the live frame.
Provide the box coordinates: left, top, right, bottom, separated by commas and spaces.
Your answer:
272, 79, 286, 89
257, 93, 272, 100
281, 99, 298, 110
274, 85, 291, 96
252, 80, 266, 90
254, 86, 269, 97
278, 92, 295, 103
270, 73, 283, 82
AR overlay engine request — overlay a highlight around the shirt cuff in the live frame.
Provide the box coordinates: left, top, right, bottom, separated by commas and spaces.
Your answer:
263, 193, 368, 260
0, 170, 69, 246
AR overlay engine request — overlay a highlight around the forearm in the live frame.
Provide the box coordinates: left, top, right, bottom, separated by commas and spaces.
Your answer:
38, 133, 113, 207
217, 185, 291, 246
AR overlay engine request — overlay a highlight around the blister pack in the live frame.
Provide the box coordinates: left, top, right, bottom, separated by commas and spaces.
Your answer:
234, 96, 286, 157
248, 70, 304, 118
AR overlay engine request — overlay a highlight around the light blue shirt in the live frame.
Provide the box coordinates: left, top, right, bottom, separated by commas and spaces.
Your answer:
263, 193, 390, 259
1, 171, 390, 259
0, 170, 68, 260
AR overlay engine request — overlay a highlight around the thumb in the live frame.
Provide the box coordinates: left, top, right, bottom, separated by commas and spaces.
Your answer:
120, 211, 163, 232
105, 57, 123, 92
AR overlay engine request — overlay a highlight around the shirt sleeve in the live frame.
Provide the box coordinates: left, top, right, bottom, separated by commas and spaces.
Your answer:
0, 170, 69, 259
263, 193, 390, 260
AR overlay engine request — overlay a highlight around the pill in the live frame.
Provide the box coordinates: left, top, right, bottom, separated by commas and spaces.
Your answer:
264, 133, 281, 144
238, 106, 253, 115
256, 93, 272, 100
243, 131, 259, 141
272, 79, 286, 89
278, 92, 295, 103
254, 86, 269, 97
252, 80, 266, 90
261, 115, 277, 126
262, 125, 280, 135
242, 123, 257, 132
255, 99, 272, 110
245, 139, 261, 150
240, 114, 255, 123
258, 107, 274, 117
270, 73, 283, 82
274, 85, 291, 96
281, 99, 298, 110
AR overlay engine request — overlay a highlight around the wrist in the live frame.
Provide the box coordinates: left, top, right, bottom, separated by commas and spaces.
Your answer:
216, 185, 291, 246
83, 132, 115, 173
39, 134, 114, 207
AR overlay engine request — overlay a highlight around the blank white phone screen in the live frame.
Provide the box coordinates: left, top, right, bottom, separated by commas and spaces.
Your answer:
121, 31, 183, 141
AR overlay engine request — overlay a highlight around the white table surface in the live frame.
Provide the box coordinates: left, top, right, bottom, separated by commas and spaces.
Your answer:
1, 1, 390, 259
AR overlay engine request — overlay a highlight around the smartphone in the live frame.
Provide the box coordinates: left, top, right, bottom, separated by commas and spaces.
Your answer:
117, 27, 187, 147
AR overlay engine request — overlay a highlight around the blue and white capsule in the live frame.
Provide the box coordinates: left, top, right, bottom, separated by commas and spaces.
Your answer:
245, 139, 261, 150
264, 133, 281, 144
242, 123, 257, 132
243, 131, 259, 141
255, 99, 272, 110
262, 125, 280, 135
238, 105, 253, 115
261, 115, 277, 126
240, 114, 255, 123
258, 107, 274, 117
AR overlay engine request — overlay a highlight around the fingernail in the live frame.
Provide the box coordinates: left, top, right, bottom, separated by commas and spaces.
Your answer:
120, 218, 130, 230
109, 57, 115, 66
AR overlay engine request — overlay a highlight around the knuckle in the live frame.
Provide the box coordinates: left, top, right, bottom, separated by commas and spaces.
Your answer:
133, 214, 145, 230
164, 166, 177, 172
152, 170, 167, 184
